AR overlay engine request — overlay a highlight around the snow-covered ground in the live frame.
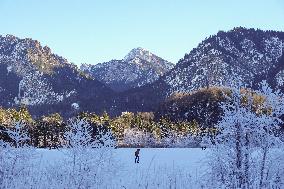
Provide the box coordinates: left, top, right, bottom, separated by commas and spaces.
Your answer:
37, 148, 208, 189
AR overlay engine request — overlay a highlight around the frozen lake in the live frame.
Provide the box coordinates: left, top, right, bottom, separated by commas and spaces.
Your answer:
37, 148, 209, 189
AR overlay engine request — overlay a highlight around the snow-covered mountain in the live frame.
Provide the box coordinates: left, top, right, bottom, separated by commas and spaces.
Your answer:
164, 27, 284, 95
116, 28, 284, 114
0, 35, 114, 118
80, 47, 174, 92
1, 28, 284, 118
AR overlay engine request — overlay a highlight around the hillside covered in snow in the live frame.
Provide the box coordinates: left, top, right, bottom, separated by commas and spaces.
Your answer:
0, 35, 114, 118
116, 27, 284, 115
1, 28, 284, 118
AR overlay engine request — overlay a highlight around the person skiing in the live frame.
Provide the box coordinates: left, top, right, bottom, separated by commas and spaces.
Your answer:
135, 149, 140, 163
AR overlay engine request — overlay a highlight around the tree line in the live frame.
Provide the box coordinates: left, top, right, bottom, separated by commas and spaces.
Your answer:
0, 106, 216, 148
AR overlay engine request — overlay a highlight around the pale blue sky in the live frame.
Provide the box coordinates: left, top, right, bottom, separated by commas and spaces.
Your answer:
0, 0, 284, 65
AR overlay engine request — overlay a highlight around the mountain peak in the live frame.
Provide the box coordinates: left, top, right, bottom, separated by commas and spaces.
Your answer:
81, 47, 174, 92
123, 47, 153, 62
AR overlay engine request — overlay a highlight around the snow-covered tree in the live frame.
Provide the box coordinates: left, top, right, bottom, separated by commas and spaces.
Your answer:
204, 81, 284, 188
0, 121, 36, 189
123, 128, 157, 147
254, 81, 284, 188
58, 118, 117, 188
5, 121, 30, 148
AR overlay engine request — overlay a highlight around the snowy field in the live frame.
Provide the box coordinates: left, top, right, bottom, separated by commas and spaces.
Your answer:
37, 148, 208, 189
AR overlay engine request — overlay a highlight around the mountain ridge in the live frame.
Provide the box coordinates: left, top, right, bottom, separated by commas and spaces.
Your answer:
113, 27, 284, 115
0, 34, 115, 118
1, 27, 284, 118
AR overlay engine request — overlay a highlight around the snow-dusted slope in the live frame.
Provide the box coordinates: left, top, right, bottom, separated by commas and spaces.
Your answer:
164, 27, 284, 95
0, 35, 69, 106
0, 35, 114, 117
81, 47, 174, 92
